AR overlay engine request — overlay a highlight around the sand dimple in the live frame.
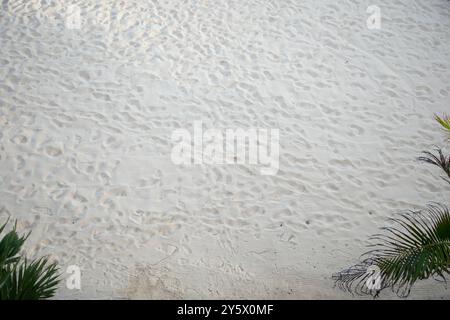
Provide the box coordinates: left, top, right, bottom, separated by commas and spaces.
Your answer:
1, 0, 450, 299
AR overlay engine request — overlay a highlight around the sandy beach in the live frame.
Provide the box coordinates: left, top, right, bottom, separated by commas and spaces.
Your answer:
1, 0, 450, 299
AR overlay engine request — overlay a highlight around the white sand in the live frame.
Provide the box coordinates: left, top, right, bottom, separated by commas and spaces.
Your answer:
1, 0, 450, 299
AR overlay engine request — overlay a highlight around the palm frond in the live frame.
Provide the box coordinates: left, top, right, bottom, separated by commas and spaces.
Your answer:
0, 221, 29, 268
418, 149, 450, 184
0, 219, 60, 300
435, 114, 450, 132
333, 204, 450, 297
0, 257, 60, 300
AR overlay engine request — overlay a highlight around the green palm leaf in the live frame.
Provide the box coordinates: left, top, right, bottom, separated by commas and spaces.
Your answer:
418, 149, 450, 184
0, 219, 29, 267
0, 219, 60, 300
333, 204, 450, 297
1, 258, 60, 300
435, 114, 450, 132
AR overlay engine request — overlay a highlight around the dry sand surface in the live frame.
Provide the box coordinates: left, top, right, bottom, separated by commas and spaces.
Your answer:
1, 0, 450, 299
